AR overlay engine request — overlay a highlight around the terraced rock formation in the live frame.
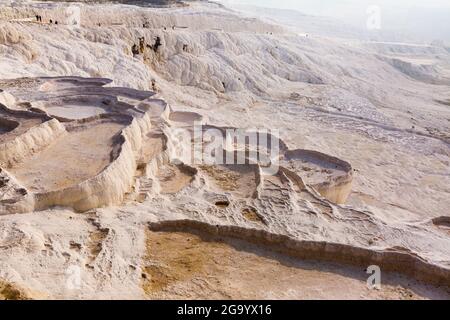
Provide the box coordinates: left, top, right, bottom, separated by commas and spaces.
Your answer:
0, 76, 448, 299
0, 76, 354, 215
0, 0, 449, 299
0, 77, 155, 213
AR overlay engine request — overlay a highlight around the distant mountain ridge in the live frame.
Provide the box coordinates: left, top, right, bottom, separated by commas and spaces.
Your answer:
43, 0, 180, 5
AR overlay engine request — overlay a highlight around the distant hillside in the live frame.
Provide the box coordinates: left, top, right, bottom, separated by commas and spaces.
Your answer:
42, 0, 181, 5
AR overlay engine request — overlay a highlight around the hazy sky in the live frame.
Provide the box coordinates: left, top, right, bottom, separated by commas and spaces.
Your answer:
219, 0, 450, 41
221, 0, 450, 12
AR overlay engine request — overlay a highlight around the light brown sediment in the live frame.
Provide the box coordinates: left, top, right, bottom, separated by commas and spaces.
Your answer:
0, 280, 31, 300
148, 219, 450, 287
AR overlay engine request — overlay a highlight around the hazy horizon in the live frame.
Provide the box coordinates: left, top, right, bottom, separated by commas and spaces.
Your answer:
219, 0, 450, 42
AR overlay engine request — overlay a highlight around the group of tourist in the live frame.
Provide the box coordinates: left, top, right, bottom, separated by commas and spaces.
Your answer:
35, 15, 58, 25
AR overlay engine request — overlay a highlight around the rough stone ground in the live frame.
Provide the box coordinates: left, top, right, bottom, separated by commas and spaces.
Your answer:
143, 230, 450, 300
0, 0, 449, 300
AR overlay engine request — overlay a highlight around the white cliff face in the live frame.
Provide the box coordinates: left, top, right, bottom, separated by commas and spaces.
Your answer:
0, 1, 449, 299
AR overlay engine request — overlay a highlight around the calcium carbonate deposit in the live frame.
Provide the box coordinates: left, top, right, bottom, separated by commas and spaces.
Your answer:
0, 0, 449, 300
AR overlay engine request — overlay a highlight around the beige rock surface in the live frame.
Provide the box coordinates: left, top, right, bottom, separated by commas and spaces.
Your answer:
0, 0, 449, 300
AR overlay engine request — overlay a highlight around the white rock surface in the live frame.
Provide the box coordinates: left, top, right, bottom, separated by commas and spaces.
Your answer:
0, 0, 449, 299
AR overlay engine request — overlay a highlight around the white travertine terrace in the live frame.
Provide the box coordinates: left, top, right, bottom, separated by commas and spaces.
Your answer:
0, 76, 353, 214
2, 77, 446, 296
0, 0, 449, 299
